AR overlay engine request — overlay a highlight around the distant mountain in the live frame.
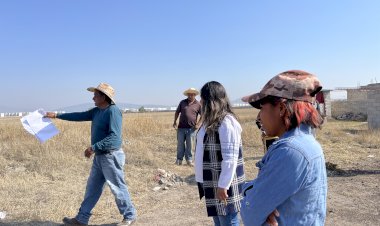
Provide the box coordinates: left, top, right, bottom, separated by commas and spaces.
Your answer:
57, 102, 170, 112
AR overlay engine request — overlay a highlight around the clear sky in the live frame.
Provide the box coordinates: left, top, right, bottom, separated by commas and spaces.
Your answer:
1, 0, 379, 112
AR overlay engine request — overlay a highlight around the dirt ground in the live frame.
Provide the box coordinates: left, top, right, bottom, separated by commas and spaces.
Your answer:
132, 155, 380, 226
124, 121, 380, 226
2, 157, 378, 226
0, 112, 379, 226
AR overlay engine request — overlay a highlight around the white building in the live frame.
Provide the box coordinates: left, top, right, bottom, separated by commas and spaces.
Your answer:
0, 113, 4, 117
232, 103, 250, 108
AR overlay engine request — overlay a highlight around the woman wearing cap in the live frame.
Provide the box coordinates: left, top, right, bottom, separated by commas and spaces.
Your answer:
195, 81, 245, 226
240, 70, 327, 226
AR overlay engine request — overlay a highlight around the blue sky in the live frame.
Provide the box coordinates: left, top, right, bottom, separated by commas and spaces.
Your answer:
1, 0, 379, 112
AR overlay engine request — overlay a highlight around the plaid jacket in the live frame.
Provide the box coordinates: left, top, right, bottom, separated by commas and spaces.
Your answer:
198, 130, 245, 216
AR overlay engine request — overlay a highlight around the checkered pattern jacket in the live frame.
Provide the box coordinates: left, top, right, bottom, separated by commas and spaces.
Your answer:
197, 130, 245, 216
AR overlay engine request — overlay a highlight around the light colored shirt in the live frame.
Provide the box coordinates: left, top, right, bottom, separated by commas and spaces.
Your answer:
240, 124, 327, 226
195, 114, 242, 189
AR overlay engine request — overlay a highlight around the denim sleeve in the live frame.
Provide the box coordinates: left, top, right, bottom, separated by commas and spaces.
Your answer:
92, 107, 122, 151
57, 109, 93, 121
241, 145, 309, 226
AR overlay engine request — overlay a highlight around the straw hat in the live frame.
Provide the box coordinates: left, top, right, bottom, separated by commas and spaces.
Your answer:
87, 83, 116, 104
183, 88, 199, 96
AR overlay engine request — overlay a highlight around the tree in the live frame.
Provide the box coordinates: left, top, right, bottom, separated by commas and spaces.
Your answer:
138, 106, 146, 113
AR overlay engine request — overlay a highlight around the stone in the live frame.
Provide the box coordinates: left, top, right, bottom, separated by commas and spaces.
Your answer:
159, 179, 167, 185
153, 187, 161, 192
157, 169, 166, 175
0, 211, 6, 220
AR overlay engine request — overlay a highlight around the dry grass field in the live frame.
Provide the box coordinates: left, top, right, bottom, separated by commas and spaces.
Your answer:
0, 108, 379, 226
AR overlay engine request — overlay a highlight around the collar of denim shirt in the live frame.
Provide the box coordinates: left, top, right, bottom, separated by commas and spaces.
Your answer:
280, 123, 314, 140
259, 123, 314, 164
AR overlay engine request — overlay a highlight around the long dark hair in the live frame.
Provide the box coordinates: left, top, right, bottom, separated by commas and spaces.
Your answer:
200, 81, 236, 133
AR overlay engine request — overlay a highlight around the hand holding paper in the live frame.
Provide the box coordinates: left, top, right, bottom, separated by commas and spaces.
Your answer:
21, 109, 59, 143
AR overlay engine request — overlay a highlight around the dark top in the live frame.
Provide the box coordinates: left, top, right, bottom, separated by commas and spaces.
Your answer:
57, 104, 122, 154
176, 99, 201, 128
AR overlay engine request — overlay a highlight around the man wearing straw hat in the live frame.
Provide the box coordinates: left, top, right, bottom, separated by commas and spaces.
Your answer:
45, 83, 136, 226
173, 88, 202, 166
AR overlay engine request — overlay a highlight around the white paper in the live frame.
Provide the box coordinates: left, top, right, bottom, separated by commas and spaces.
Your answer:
0, 211, 6, 220
20, 109, 59, 143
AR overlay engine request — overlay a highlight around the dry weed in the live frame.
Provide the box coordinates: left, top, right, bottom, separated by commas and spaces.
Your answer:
0, 109, 379, 224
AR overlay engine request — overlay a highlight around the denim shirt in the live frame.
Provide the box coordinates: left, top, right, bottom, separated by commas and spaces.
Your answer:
240, 124, 327, 226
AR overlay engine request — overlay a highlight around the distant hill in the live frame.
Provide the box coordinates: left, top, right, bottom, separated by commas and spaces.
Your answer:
57, 102, 170, 112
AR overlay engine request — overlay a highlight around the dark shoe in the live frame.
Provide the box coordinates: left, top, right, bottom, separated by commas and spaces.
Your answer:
175, 160, 182, 165
117, 219, 136, 226
62, 217, 87, 225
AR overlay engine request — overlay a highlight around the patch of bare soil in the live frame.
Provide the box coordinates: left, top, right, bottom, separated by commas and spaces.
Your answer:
135, 159, 380, 226
133, 162, 380, 226
325, 157, 380, 226
136, 179, 211, 226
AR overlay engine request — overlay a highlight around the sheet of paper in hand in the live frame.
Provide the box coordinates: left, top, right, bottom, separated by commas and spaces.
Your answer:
20, 109, 59, 143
